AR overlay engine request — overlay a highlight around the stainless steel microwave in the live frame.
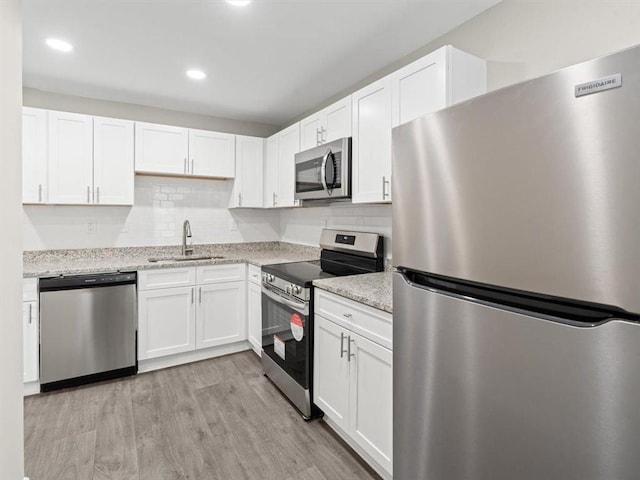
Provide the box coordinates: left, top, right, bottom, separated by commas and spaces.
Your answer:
294, 137, 351, 202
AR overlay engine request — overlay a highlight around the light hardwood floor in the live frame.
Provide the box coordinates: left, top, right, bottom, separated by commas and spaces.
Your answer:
24, 351, 381, 480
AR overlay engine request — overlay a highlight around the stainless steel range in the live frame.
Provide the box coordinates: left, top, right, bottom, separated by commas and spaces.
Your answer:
261, 229, 383, 419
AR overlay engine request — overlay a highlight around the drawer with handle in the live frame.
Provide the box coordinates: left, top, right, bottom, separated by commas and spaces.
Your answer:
196, 263, 245, 285
138, 267, 196, 291
315, 289, 392, 349
248, 264, 261, 285
23, 278, 38, 302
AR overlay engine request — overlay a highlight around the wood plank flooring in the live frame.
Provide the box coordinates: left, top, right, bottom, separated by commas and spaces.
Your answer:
24, 351, 381, 480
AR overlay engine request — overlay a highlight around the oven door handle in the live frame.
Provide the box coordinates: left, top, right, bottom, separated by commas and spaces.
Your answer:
262, 286, 309, 315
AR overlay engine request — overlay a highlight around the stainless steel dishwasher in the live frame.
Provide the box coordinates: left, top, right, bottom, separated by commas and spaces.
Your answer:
39, 272, 137, 392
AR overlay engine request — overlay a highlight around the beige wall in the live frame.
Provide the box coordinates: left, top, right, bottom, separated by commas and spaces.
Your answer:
0, 0, 24, 478
23, 87, 279, 137
281, 0, 640, 249
291, 0, 640, 123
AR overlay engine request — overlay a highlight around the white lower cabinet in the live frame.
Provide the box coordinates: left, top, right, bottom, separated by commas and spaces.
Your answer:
196, 281, 246, 349
23, 302, 39, 383
314, 290, 393, 478
23, 279, 39, 384
138, 265, 248, 361
348, 331, 393, 473
247, 264, 262, 355
138, 286, 196, 360
314, 316, 351, 431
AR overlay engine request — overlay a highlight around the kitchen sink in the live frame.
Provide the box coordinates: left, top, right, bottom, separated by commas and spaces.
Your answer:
148, 255, 225, 263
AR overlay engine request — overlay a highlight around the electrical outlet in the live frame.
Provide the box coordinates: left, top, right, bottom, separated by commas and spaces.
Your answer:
229, 218, 238, 231
87, 219, 97, 234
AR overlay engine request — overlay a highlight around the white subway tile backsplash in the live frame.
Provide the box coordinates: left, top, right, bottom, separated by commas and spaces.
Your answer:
23, 175, 393, 253
280, 203, 392, 258
23, 176, 281, 250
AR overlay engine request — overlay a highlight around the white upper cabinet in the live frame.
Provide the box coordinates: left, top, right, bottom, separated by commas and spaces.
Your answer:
391, 45, 486, 127
22, 107, 48, 204
93, 116, 134, 205
188, 129, 235, 178
48, 110, 94, 204
135, 122, 236, 178
277, 122, 301, 208
323, 96, 352, 144
135, 122, 189, 175
264, 123, 300, 209
24, 108, 134, 206
264, 134, 279, 208
300, 96, 352, 151
300, 112, 323, 151
352, 76, 393, 204
230, 135, 264, 208
351, 45, 486, 204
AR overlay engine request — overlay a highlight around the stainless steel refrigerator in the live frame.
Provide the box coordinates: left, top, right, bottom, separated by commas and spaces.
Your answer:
392, 44, 640, 480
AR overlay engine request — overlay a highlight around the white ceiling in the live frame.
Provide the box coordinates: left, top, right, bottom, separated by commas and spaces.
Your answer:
23, 0, 500, 126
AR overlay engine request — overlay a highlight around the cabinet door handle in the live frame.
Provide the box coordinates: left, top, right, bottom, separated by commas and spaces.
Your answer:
28, 303, 33, 324
320, 126, 326, 144
348, 335, 355, 362
340, 332, 347, 358
316, 128, 321, 146
38, 184, 42, 202
184, 158, 187, 174
96, 186, 100, 204
87, 186, 91, 203
199, 287, 202, 304
191, 159, 194, 174
272, 192, 277, 207
343, 312, 352, 318
382, 176, 391, 199
191, 288, 194, 304
239, 192, 242, 207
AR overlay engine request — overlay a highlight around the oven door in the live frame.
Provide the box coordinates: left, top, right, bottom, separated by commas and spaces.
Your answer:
294, 137, 351, 201
262, 286, 311, 389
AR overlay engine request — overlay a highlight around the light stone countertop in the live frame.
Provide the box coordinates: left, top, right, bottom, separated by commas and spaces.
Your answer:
23, 242, 320, 278
313, 271, 393, 314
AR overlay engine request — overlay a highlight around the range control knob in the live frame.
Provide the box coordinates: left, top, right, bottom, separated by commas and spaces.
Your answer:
292, 285, 302, 295
268, 274, 275, 283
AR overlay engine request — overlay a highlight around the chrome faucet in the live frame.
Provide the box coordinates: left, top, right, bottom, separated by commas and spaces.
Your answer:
182, 220, 194, 256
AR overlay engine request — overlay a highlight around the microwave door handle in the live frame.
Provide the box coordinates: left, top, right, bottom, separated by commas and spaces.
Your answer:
329, 151, 337, 190
321, 150, 331, 195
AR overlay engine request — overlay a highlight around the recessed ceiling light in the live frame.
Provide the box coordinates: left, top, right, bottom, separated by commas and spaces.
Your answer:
226, 0, 251, 6
186, 69, 207, 80
45, 38, 73, 53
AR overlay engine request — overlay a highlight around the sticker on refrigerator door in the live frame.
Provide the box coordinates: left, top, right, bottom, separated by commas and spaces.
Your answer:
290, 313, 304, 341
274, 335, 285, 360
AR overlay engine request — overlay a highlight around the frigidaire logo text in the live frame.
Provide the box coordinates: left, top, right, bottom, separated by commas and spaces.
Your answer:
577, 78, 617, 92
575, 73, 622, 97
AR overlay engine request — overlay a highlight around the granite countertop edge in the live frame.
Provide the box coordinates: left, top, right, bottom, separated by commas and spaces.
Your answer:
313, 271, 393, 314
23, 242, 321, 279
